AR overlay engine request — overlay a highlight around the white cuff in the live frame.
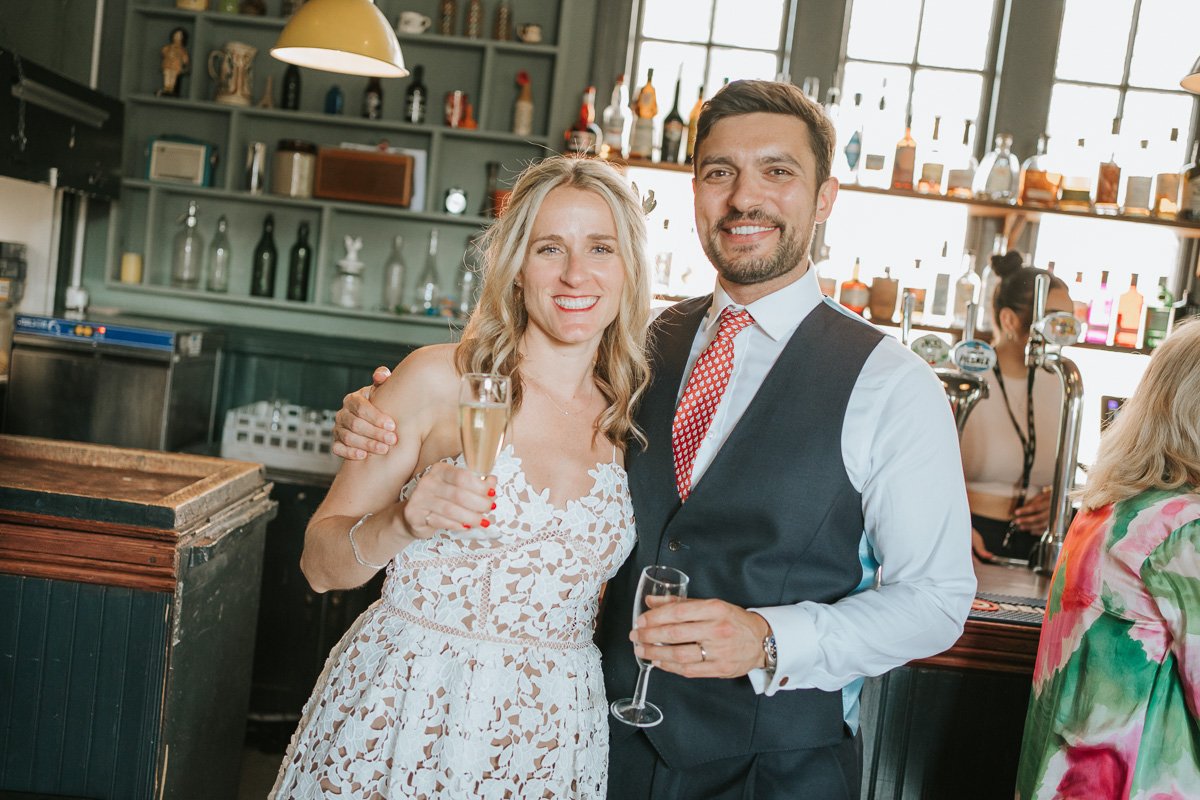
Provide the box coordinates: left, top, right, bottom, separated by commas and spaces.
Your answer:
746, 603, 819, 696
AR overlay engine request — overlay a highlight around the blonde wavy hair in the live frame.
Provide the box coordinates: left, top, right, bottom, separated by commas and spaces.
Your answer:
1077, 318, 1200, 510
454, 156, 652, 449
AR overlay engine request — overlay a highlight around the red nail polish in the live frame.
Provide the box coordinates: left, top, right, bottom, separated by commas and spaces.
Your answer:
487, 488, 496, 497
481, 518, 490, 528
463, 524, 471, 529
490, 502, 497, 510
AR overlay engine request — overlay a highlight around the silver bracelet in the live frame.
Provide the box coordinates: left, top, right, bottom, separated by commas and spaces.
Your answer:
347, 512, 389, 569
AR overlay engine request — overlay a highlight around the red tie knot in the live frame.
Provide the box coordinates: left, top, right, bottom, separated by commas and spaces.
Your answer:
716, 307, 754, 340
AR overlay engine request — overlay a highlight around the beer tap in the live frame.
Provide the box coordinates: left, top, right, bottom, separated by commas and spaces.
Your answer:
1025, 273, 1085, 574
904, 291, 995, 435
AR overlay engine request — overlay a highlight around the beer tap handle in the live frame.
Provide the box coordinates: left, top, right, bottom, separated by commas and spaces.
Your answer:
1032, 273, 1050, 331
900, 290, 916, 346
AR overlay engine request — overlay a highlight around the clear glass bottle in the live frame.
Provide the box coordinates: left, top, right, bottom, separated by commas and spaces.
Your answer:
1143, 277, 1175, 350
945, 120, 977, 199
1070, 271, 1090, 324
1122, 139, 1153, 216
601, 74, 631, 160
1095, 117, 1122, 214
1085, 270, 1114, 345
1153, 127, 1182, 219
416, 229, 441, 315
972, 133, 1019, 202
456, 233, 484, 317
928, 241, 953, 321
330, 251, 364, 309
858, 82, 891, 189
286, 221, 313, 302
1059, 137, 1093, 212
382, 235, 407, 313
206, 214, 230, 292
1114, 273, 1143, 348
1018, 133, 1062, 208
951, 249, 980, 329
901, 258, 929, 322
250, 213, 278, 298
171, 200, 204, 289
917, 116, 944, 195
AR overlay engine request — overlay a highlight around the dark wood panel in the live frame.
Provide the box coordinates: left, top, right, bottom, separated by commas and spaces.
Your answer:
914, 619, 1040, 674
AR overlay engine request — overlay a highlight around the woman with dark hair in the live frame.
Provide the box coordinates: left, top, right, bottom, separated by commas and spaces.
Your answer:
959, 251, 1073, 562
1016, 318, 1200, 799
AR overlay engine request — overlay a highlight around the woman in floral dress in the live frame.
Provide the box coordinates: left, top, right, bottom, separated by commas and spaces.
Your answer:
1016, 319, 1200, 799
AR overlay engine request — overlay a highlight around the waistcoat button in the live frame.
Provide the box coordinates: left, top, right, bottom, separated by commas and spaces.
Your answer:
667, 539, 682, 552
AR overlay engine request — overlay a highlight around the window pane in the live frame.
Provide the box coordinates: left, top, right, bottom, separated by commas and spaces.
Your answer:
917, 0, 995, 70
712, 0, 785, 50
1121, 90, 1195, 171
642, 0, 714, 43
1128, 0, 1200, 89
1045, 83, 1120, 162
704, 47, 780, 94
841, 61, 912, 147
910, 69, 983, 143
635, 42, 710, 131
846, 0, 922, 64
1055, 0, 1133, 84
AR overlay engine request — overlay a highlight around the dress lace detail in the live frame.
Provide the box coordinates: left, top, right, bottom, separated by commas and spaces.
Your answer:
271, 446, 635, 799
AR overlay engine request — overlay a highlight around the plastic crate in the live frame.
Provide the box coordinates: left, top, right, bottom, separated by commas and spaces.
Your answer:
220, 401, 340, 476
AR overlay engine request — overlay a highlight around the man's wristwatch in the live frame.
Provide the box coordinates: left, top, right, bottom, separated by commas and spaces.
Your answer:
762, 633, 778, 674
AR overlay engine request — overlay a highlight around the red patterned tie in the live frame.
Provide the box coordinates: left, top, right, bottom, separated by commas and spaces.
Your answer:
671, 307, 755, 500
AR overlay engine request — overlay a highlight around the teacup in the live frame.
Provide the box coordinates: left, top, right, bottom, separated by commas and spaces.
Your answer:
516, 23, 542, 43
397, 11, 432, 34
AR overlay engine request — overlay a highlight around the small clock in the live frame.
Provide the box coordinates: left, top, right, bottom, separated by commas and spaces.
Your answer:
443, 186, 468, 215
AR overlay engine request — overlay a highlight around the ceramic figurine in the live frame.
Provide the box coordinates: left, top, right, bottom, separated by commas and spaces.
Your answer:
159, 27, 190, 97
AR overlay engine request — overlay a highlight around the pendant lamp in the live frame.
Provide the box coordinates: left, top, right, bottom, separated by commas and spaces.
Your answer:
271, 0, 408, 78
1183, 55, 1200, 93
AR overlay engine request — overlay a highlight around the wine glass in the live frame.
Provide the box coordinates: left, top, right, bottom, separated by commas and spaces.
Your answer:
610, 565, 690, 727
458, 372, 511, 477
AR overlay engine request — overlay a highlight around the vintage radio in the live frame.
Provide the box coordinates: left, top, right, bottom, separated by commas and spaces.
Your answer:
314, 147, 414, 207
146, 136, 217, 186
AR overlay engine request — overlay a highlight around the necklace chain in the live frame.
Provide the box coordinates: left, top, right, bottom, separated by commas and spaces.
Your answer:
524, 375, 593, 417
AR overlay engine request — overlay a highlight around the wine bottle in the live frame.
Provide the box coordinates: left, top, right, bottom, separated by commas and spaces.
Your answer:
281, 65, 301, 110
250, 214, 278, 298
382, 235, 407, 313
286, 221, 313, 302
418, 229, 441, 315
405, 65, 427, 124
660, 69, 685, 164
363, 76, 383, 120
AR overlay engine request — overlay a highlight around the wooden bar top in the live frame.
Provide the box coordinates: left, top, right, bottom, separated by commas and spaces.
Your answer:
914, 562, 1052, 675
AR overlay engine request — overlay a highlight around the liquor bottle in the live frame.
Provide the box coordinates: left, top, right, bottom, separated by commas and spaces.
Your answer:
629, 69, 658, 160
945, 120, 977, 199
282, 65, 301, 110
250, 214, 278, 298
660, 70, 685, 164
839, 257, 870, 315
929, 240, 952, 320
868, 266, 899, 323
1143, 277, 1175, 350
171, 200, 204, 289
601, 75, 632, 160
206, 214, 230, 293
1070, 271, 1089, 324
951, 250, 980, 329
1018, 133, 1061, 208
1084, 270, 1114, 345
972, 133, 1019, 202
464, 0, 482, 37
362, 76, 383, 120
1153, 127, 1182, 219
834, 92, 864, 184
417, 229, 441, 315
1114, 273, 1143, 348
1122, 139, 1153, 216
1094, 117, 1121, 214
1059, 137, 1093, 211
858, 82, 891, 189
917, 116, 945, 194
902, 258, 929, 322
382, 235, 407, 313
684, 85, 704, 165
404, 65, 427, 123
324, 85, 344, 114
286, 221, 313, 302
1180, 140, 1200, 221
512, 70, 533, 136
891, 114, 917, 191
565, 86, 599, 155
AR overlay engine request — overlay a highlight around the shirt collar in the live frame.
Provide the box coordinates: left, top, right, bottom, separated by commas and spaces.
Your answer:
704, 260, 824, 342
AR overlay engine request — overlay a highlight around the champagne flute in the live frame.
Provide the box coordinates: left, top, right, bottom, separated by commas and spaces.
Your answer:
458, 372, 511, 477
610, 565, 689, 727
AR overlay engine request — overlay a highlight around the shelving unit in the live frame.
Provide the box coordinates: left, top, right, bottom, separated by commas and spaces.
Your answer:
89, 0, 588, 343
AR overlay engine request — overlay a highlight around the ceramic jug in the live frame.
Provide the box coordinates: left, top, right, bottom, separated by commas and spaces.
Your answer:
208, 41, 257, 106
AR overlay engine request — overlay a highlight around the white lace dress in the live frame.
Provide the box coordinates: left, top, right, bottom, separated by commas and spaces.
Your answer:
270, 445, 635, 800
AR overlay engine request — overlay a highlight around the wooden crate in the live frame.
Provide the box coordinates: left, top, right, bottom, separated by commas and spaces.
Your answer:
314, 147, 414, 207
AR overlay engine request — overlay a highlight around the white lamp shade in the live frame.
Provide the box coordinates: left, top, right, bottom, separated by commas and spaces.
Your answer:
271, 0, 408, 78
1182, 55, 1200, 94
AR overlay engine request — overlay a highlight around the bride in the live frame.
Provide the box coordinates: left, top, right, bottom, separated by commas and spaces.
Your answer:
271, 156, 652, 799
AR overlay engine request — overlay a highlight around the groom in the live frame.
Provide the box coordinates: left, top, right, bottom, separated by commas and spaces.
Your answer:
332, 80, 974, 799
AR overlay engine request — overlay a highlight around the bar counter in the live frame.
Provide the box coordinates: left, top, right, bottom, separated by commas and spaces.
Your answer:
861, 561, 1051, 800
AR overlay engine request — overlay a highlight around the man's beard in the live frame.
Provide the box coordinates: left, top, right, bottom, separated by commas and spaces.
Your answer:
701, 210, 812, 286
